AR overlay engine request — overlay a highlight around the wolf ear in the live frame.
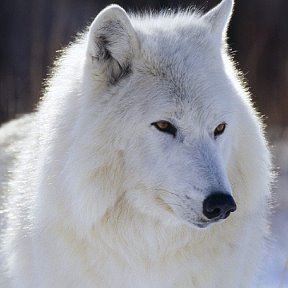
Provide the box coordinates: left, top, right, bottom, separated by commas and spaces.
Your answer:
202, 0, 234, 39
87, 5, 139, 84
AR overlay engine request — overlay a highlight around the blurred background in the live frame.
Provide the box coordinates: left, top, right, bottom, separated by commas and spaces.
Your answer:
0, 0, 287, 286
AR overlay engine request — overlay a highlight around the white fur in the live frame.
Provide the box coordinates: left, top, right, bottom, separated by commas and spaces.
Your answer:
0, 0, 272, 287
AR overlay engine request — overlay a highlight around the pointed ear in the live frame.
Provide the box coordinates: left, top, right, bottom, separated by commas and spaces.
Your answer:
202, 0, 234, 39
86, 5, 139, 84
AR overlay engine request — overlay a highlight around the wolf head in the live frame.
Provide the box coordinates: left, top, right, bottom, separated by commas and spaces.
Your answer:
68, 0, 245, 229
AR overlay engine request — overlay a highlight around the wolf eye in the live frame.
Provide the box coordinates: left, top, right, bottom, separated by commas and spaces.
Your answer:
151, 121, 177, 137
214, 122, 226, 137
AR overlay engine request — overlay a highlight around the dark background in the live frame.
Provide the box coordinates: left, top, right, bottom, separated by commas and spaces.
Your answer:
0, 0, 287, 127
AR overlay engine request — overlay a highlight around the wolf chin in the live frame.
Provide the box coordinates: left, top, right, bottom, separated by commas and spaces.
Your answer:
0, 0, 272, 287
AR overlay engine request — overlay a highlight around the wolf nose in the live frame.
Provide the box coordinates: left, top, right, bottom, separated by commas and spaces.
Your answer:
203, 193, 237, 220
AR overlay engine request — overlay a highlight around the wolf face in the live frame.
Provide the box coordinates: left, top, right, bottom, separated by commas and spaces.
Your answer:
81, 0, 241, 229
119, 68, 238, 229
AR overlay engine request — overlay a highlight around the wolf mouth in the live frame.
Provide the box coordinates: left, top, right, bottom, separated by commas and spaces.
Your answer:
192, 216, 229, 229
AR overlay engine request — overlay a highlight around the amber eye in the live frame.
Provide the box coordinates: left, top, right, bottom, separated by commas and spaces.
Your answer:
151, 121, 177, 137
214, 122, 226, 137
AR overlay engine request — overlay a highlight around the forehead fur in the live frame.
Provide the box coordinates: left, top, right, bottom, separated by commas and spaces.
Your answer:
131, 9, 206, 34
130, 12, 227, 91
117, 11, 236, 120
132, 11, 216, 67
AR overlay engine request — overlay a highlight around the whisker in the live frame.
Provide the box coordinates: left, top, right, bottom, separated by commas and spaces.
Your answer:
165, 202, 182, 207
147, 187, 180, 196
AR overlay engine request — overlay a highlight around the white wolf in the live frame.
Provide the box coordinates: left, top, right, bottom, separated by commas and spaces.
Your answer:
0, 0, 272, 287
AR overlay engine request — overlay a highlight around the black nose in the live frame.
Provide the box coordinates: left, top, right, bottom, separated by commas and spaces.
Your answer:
203, 193, 237, 220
